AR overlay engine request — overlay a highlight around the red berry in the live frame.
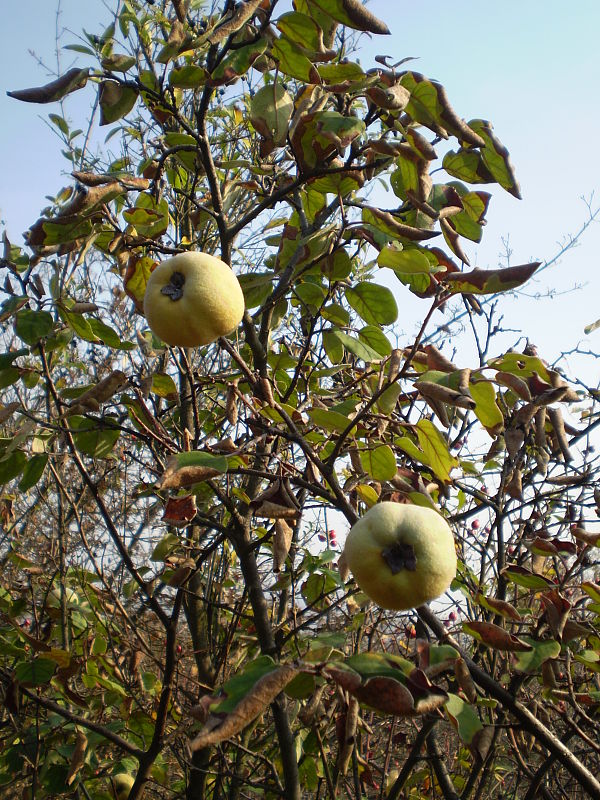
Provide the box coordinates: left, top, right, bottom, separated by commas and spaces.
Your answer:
176, 644, 183, 655
318, 534, 326, 542
471, 519, 480, 530
449, 611, 457, 622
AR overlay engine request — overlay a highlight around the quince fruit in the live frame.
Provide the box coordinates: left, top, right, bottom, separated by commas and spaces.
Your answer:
112, 773, 134, 800
143, 252, 244, 347
343, 502, 456, 610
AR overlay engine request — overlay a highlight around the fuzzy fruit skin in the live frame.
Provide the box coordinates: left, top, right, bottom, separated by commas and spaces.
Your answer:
112, 773, 134, 800
343, 502, 456, 611
143, 252, 244, 347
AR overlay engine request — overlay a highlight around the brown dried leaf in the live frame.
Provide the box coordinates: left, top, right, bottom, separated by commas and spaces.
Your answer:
67, 371, 128, 415
8, 68, 89, 104
157, 457, 221, 491
454, 657, 477, 703
462, 621, 532, 652
162, 495, 197, 528
189, 664, 299, 750
66, 730, 88, 786
415, 380, 475, 409
273, 519, 293, 572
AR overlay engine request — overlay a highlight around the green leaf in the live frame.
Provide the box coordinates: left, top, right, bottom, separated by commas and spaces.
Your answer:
209, 39, 268, 86
151, 533, 181, 562
318, 60, 366, 84
378, 246, 435, 275
445, 693, 483, 744
87, 318, 135, 350
295, 282, 326, 309
18, 454, 48, 492
322, 330, 345, 363
123, 193, 169, 238
49, 113, 69, 134
328, 330, 383, 363
358, 326, 391, 357
502, 565, 554, 591
443, 149, 496, 185
14, 657, 56, 686
173, 451, 228, 473
308, 407, 351, 433
322, 304, 350, 326
359, 445, 397, 480
470, 380, 503, 434
376, 383, 402, 415
70, 416, 121, 458
249, 81, 294, 146
415, 419, 457, 483
101, 53, 137, 72
0, 368, 20, 390
238, 272, 275, 309
513, 638, 561, 673
99, 81, 138, 125
15, 310, 54, 345
0, 451, 27, 484
151, 374, 177, 398
345, 282, 397, 326
355, 483, 379, 507
468, 119, 521, 199
488, 352, 550, 383
59, 308, 99, 343
271, 37, 321, 84
168, 65, 207, 89
0, 349, 28, 369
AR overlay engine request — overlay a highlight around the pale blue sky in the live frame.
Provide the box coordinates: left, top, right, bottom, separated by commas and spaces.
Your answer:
1, 1, 599, 367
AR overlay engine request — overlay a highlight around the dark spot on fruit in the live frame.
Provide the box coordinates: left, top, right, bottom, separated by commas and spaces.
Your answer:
161, 270, 185, 301
381, 541, 417, 574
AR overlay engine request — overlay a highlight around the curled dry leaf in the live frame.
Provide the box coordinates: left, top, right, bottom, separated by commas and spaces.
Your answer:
225, 382, 239, 426
66, 371, 128, 415
367, 82, 410, 111
8, 67, 89, 104
167, 559, 196, 587
273, 519, 293, 572
504, 427, 525, 459
414, 380, 475, 410
190, 663, 299, 751
462, 621, 532, 652
310, 0, 390, 35
496, 371, 532, 401
421, 346, 456, 373
505, 468, 523, 501
157, 453, 226, 490
69, 302, 100, 315
66, 730, 88, 785
365, 207, 440, 241
337, 696, 359, 776
454, 657, 477, 703
475, 593, 521, 622
471, 725, 494, 763
548, 406, 573, 462
250, 478, 299, 519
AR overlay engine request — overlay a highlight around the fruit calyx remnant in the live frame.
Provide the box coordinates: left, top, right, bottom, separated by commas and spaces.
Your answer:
381, 541, 417, 574
161, 270, 185, 301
